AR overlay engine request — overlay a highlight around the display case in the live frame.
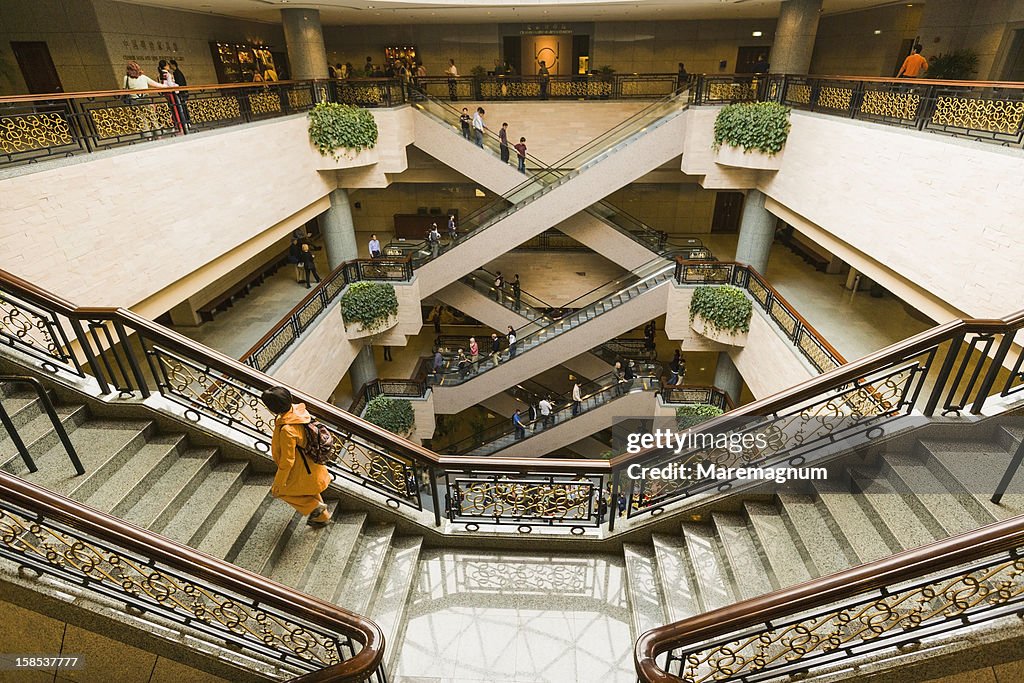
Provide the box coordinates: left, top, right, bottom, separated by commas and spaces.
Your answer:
384, 46, 418, 64
210, 43, 279, 83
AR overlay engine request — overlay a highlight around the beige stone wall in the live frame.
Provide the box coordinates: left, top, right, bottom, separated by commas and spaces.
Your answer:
350, 184, 496, 235
729, 309, 817, 399
606, 184, 717, 236
917, 0, 1024, 80
810, 4, 923, 77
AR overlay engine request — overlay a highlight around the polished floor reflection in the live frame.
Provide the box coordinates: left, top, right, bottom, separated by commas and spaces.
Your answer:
394, 550, 635, 683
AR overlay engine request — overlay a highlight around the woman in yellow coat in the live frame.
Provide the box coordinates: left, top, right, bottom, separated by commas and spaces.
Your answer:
261, 386, 332, 527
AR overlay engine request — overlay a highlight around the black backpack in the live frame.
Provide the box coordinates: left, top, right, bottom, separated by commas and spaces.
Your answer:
299, 419, 339, 467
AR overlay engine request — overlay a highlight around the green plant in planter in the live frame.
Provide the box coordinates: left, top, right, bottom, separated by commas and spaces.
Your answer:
689, 285, 752, 335
596, 65, 616, 76
713, 101, 791, 155
308, 102, 378, 160
362, 395, 415, 435
340, 282, 398, 332
675, 403, 724, 430
470, 65, 488, 77
926, 49, 979, 80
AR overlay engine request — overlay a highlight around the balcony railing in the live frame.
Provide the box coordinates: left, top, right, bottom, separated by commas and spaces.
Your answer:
2, 267, 1021, 537
241, 256, 413, 372
636, 513, 1024, 683
689, 73, 1024, 148
413, 73, 681, 101
675, 259, 846, 374
0, 469, 385, 682
349, 378, 429, 418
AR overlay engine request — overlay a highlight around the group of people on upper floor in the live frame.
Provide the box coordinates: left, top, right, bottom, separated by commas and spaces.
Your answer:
330, 56, 426, 81
123, 60, 190, 131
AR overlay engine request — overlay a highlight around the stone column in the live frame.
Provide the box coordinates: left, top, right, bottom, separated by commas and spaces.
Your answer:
735, 190, 775, 275
770, 0, 823, 75
321, 189, 358, 270
349, 347, 379, 396
713, 352, 742, 406
281, 8, 328, 80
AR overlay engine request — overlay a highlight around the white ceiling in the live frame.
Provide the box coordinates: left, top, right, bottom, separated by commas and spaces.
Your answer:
122, 0, 915, 26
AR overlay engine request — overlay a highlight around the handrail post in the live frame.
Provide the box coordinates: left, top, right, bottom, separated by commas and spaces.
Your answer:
0, 400, 37, 473
923, 333, 965, 416
608, 468, 619, 532
113, 319, 150, 398
428, 465, 442, 526
992, 437, 1024, 505
69, 317, 111, 395
970, 329, 1017, 414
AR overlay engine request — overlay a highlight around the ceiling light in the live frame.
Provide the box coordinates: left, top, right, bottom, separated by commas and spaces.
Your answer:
874, 29, 882, 34
752, 31, 763, 37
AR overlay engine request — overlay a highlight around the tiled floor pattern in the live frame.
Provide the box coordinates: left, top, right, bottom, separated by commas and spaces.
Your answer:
394, 550, 635, 683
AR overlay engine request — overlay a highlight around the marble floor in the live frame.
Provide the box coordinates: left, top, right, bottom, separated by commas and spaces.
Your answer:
394, 550, 635, 683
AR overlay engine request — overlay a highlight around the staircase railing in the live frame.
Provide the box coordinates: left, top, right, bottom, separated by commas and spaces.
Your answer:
0, 267, 1021, 536
349, 378, 429, 417
241, 255, 413, 372
0, 469, 385, 682
676, 259, 846, 374
635, 513, 1024, 682
414, 73, 681, 102
689, 73, 1024, 148
0, 374, 84, 475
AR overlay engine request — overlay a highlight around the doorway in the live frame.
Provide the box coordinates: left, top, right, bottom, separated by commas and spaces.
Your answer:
735, 46, 770, 74
11, 41, 63, 93
711, 192, 744, 233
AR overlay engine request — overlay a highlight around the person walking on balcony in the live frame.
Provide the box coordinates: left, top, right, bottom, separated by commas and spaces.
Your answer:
514, 137, 527, 174
677, 62, 689, 89
506, 325, 518, 360
460, 108, 471, 140
572, 380, 582, 416
513, 409, 526, 440
169, 59, 190, 127
539, 396, 553, 429
511, 274, 521, 311
493, 271, 504, 302
538, 60, 550, 100
490, 333, 502, 366
447, 59, 459, 100
368, 234, 382, 258
469, 336, 480, 368
300, 243, 320, 289
499, 122, 510, 163
897, 45, 929, 78
427, 223, 441, 259
472, 107, 486, 148
260, 387, 332, 528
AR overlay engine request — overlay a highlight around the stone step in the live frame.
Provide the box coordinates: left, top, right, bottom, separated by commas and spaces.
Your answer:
82, 432, 189, 513
776, 493, 855, 577
19, 419, 154, 497
850, 470, 937, 552
150, 459, 250, 545
880, 451, 992, 537
994, 422, 1024, 454
622, 543, 667, 642
920, 438, 1024, 520
811, 478, 896, 564
0, 402, 88, 473
0, 387, 49, 430
337, 523, 396, 615
743, 501, 813, 588
118, 447, 218, 524
195, 481, 275, 561
268, 502, 352, 588
651, 534, 700, 622
680, 522, 735, 612
230, 493, 304, 575
711, 512, 776, 600
299, 511, 368, 603
369, 535, 423, 671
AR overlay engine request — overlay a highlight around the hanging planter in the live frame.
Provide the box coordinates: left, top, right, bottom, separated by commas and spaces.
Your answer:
712, 101, 790, 171
340, 282, 399, 338
689, 285, 751, 346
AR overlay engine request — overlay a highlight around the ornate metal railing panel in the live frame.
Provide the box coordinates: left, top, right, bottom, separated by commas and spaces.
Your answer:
242, 256, 412, 373
675, 260, 846, 374
413, 73, 680, 102
349, 378, 429, 419
0, 268, 1021, 538
660, 386, 732, 410
637, 514, 1024, 683
0, 471, 385, 681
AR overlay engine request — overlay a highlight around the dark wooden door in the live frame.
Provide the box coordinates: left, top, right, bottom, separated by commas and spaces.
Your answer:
11, 41, 63, 93
711, 192, 744, 233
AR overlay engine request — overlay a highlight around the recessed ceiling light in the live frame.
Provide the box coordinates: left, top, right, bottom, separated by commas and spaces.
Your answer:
874, 29, 882, 34
752, 31, 763, 37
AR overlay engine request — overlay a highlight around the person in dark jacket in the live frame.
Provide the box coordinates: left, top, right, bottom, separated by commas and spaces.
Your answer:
490, 333, 502, 365
170, 59, 189, 126
299, 243, 320, 289
513, 409, 526, 440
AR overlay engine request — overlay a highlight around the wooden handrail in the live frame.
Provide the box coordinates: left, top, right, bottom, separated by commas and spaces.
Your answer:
635, 513, 1024, 682
0, 469, 384, 680
0, 78, 333, 104
693, 72, 1024, 90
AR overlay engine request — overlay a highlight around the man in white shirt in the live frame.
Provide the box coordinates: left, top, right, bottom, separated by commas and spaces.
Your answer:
368, 234, 381, 258
427, 223, 441, 259
446, 59, 459, 100
472, 107, 485, 148
538, 397, 552, 430
571, 381, 582, 416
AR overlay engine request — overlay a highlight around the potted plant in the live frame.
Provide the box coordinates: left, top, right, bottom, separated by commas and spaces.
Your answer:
926, 49, 979, 80
362, 395, 415, 438
713, 101, 791, 170
689, 285, 752, 345
340, 281, 399, 338
308, 101, 378, 162
675, 404, 725, 430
